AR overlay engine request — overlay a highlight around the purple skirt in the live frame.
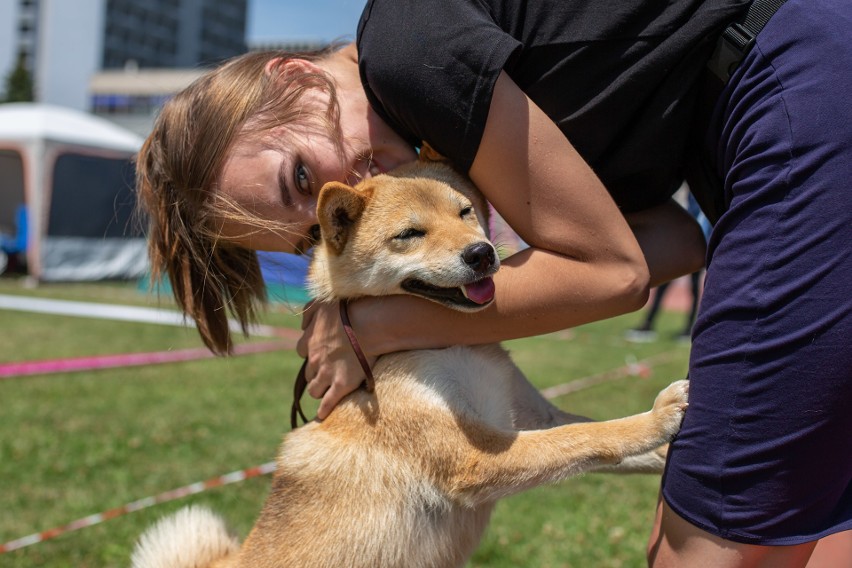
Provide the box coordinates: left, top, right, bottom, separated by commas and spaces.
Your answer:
662, 0, 852, 545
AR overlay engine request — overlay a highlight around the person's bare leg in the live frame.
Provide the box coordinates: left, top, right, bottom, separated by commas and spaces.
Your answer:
648, 499, 817, 568
805, 531, 852, 568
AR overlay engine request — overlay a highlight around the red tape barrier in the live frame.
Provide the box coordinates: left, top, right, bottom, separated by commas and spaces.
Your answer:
539, 351, 677, 400
0, 462, 277, 554
0, 341, 293, 379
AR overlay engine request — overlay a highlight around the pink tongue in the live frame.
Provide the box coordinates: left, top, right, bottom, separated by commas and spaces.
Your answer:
464, 277, 495, 304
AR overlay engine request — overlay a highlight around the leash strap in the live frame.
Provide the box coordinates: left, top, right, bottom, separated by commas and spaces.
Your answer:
339, 299, 376, 393
291, 359, 310, 429
708, 0, 787, 83
290, 300, 375, 429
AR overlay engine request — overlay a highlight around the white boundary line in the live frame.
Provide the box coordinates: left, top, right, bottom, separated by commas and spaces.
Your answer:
0, 294, 281, 337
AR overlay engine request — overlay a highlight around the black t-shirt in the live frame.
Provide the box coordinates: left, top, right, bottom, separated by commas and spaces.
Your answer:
357, 0, 748, 212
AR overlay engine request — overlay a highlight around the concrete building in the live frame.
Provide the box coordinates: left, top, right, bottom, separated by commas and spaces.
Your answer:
0, 0, 247, 122
89, 39, 327, 137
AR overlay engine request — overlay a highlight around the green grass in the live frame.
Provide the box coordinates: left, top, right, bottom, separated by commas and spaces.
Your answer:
0, 278, 692, 567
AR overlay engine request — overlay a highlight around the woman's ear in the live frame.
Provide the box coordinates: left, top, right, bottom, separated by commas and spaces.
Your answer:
264, 57, 324, 78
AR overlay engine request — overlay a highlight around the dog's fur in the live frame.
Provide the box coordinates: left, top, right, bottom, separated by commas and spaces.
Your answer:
132, 155, 688, 568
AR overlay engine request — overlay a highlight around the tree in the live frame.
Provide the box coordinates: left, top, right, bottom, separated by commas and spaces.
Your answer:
3, 52, 35, 103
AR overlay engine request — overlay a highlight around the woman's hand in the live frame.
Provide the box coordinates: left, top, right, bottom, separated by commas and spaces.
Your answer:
296, 300, 376, 420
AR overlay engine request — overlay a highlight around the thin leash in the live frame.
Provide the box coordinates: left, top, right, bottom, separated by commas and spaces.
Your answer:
291, 299, 375, 428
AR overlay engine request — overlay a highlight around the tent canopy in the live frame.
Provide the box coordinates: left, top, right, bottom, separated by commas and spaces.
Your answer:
0, 103, 143, 151
0, 103, 147, 281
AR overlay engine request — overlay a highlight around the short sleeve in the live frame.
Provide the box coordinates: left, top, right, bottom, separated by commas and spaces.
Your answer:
357, 0, 521, 172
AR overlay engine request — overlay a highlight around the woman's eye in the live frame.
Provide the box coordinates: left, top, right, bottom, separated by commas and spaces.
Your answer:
294, 164, 311, 195
460, 206, 472, 218
394, 228, 426, 240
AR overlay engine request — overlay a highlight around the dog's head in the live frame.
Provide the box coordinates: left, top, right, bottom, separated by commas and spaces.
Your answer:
307, 157, 499, 311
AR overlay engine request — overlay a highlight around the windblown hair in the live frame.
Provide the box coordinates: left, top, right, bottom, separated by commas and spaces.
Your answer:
136, 46, 343, 354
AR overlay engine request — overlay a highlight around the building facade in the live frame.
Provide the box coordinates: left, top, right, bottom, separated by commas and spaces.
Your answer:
101, 0, 247, 70
0, 0, 247, 118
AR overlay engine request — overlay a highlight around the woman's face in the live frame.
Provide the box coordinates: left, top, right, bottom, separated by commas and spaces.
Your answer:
218, 83, 417, 254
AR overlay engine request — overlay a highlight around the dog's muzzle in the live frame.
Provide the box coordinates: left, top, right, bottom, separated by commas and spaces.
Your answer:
462, 242, 497, 273
401, 241, 499, 310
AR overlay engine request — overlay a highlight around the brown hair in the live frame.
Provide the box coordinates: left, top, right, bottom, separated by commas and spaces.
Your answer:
135, 46, 342, 354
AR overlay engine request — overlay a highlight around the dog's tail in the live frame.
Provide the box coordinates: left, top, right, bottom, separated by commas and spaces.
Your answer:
131, 505, 240, 568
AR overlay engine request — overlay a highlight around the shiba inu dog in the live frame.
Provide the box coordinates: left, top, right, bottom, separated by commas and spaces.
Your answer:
132, 154, 688, 568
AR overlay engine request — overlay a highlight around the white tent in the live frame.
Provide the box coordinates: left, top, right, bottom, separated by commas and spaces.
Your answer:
0, 103, 148, 281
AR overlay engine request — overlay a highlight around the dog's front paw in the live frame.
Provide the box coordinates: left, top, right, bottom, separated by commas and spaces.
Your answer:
651, 379, 689, 441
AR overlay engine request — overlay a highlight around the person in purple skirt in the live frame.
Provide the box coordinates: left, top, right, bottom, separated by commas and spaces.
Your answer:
135, 0, 852, 565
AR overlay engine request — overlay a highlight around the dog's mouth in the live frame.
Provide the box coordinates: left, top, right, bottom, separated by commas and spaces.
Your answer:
401, 276, 496, 310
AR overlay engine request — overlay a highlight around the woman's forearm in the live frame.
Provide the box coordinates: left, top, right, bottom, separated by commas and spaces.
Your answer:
352, 199, 708, 356
350, 244, 649, 356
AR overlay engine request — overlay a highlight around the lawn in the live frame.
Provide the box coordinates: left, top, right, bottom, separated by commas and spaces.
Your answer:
0, 277, 691, 567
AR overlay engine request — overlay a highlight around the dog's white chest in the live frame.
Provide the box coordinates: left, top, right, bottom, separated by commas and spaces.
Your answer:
389, 344, 519, 430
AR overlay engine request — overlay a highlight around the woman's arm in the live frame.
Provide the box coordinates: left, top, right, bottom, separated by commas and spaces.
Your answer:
625, 199, 707, 288
351, 71, 652, 348
301, 72, 691, 417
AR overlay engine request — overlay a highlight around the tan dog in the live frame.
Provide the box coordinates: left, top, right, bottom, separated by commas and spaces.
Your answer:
132, 156, 688, 568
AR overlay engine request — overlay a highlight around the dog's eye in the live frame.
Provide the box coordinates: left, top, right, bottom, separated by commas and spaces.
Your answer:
308, 224, 321, 243
460, 206, 472, 218
394, 228, 425, 240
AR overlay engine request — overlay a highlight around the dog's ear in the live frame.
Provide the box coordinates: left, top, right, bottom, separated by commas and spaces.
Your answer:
317, 181, 370, 254
418, 143, 450, 164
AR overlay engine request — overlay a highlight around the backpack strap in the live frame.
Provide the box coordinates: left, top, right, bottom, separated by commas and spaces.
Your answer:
690, 0, 788, 225
708, 0, 788, 83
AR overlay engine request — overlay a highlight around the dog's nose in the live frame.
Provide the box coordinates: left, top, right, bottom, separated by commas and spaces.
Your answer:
462, 242, 496, 272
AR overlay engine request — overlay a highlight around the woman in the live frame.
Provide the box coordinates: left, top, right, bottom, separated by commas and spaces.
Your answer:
136, 0, 852, 565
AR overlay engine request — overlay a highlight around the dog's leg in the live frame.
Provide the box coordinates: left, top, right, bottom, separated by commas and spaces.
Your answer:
589, 444, 671, 474
450, 380, 688, 505
506, 365, 676, 474
506, 365, 593, 430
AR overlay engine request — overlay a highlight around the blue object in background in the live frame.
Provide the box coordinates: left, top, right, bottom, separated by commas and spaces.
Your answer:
257, 250, 312, 305
0, 205, 28, 255
138, 250, 313, 307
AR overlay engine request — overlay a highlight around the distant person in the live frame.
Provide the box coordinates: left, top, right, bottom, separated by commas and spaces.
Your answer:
0, 204, 27, 274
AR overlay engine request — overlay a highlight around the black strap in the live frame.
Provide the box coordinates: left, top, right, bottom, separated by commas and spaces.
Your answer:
708, 0, 787, 83
724, 0, 788, 52
291, 359, 310, 429
694, 0, 788, 224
